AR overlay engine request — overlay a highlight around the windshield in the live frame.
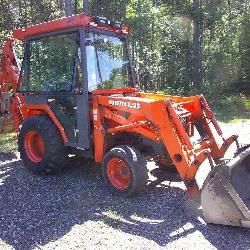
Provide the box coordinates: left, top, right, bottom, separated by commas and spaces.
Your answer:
86, 32, 131, 91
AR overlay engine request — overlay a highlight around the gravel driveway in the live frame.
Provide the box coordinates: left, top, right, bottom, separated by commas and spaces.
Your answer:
0, 121, 250, 250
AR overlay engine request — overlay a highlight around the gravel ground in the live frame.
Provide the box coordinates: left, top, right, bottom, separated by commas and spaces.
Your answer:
0, 121, 250, 250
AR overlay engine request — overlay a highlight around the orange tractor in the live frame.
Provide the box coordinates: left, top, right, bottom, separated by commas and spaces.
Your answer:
0, 13, 250, 228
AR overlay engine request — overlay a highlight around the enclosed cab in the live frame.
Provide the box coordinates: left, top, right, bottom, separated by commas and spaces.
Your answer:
14, 14, 132, 150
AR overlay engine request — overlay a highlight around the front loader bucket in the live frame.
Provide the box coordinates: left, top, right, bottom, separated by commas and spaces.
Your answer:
201, 146, 250, 228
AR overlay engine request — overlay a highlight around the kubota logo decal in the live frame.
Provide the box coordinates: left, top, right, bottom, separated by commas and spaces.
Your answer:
108, 100, 141, 109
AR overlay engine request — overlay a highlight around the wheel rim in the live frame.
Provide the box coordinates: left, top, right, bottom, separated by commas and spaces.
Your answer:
107, 158, 131, 190
24, 131, 45, 163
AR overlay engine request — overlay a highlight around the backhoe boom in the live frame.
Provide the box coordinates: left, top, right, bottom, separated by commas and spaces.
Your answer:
0, 38, 23, 132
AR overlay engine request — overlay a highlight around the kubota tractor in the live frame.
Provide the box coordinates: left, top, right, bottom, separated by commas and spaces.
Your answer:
0, 13, 250, 228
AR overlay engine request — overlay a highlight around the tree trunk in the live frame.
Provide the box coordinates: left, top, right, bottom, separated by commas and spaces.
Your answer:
65, 0, 73, 16
192, 0, 203, 91
121, 0, 127, 21
83, 0, 89, 14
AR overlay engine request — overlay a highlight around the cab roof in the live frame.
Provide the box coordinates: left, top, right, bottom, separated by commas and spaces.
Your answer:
13, 13, 126, 40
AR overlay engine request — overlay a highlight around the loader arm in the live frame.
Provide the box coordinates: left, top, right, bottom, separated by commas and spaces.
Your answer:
92, 89, 239, 195
0, 38, 24, 132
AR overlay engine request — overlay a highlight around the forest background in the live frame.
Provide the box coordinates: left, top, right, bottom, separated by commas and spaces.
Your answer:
0, 0, 249, 121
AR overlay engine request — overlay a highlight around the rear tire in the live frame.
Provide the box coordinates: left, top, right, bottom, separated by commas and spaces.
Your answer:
102, 145, 148, 197
18, 115, 68, 174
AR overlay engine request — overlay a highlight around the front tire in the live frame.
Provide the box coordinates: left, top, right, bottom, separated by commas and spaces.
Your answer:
102, 145, 148, 197
18, 115, 68, 174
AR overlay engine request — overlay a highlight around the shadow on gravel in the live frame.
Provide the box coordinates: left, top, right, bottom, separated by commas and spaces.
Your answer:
0, 156, 250, 249
0, 151, 17, 162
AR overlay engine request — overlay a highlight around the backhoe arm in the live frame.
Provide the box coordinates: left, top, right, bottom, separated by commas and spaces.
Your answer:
0, 39, 20, 94
0, 38, 23, 132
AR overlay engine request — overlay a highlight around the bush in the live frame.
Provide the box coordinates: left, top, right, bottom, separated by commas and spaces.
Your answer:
230, 80, 250, 96
212, 95, 246, 113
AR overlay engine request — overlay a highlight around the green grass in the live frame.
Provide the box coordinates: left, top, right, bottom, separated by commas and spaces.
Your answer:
246, 99, 250, 109
215, 110, 250, 123
211, 96, 250, 123
0, 132, 17, 152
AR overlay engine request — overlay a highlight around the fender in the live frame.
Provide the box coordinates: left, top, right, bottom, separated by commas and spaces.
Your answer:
24, 104, 68, 142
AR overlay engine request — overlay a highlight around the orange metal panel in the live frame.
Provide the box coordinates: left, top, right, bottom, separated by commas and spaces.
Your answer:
102, 107, 158, 142
13, 14, 93, 40
107, 121, 148, 134
92, 97, 105, 162
212, 135, 237, 160
92, 88, 137, 96
165, 100, 193, 150
24, 104, 68, 142
13, 14, 126, 41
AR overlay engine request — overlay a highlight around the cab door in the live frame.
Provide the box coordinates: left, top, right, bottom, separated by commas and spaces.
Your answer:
20, 29, 90, 149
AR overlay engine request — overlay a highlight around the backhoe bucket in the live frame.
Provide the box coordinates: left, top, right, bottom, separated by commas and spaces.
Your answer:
201, 146, 250, 228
